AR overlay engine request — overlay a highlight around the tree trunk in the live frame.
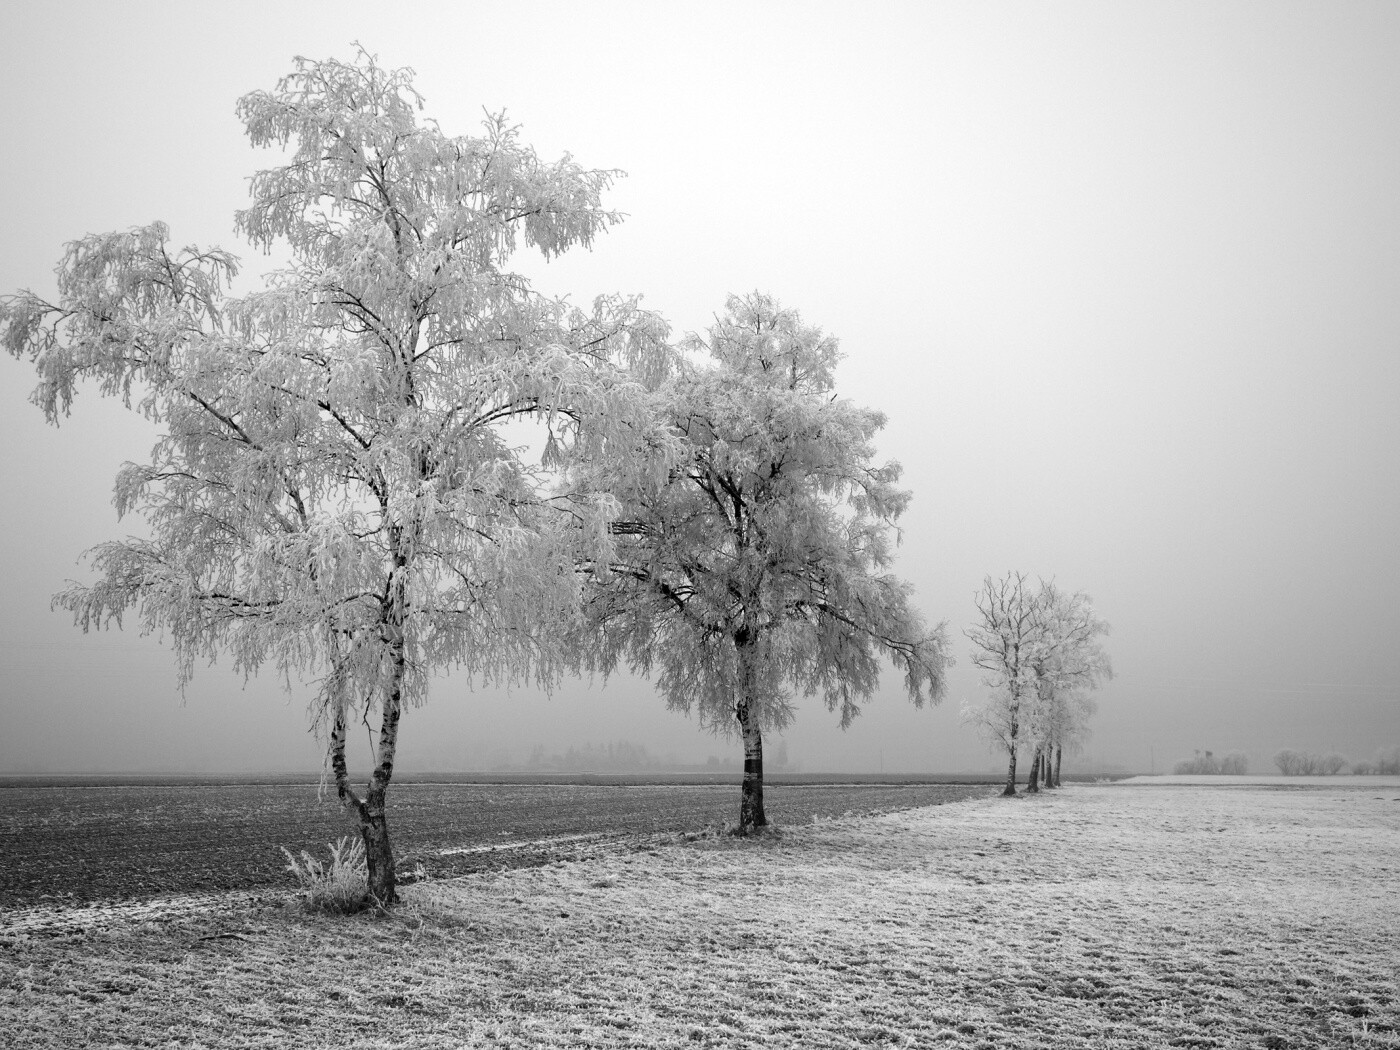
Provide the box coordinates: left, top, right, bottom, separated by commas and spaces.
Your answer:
359, 782, 396, 906
1053, 745, 1063, 788
327, 647, 404, 908
362, 645, 405, 905
1029, 748, 1043, 793
1003, 741, 1018, 796
735, 697, 766, 831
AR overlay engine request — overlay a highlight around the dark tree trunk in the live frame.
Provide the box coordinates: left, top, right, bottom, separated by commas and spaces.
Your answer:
1053, 745, 1063, 788
1027, 748, 1042, 793
735, 697, 766, 831
362, 660, 403, 906
328, 657, 404, 908
1002, 707, 1020, 796
1003, 741, 1018, 796
360, 785, 396, 906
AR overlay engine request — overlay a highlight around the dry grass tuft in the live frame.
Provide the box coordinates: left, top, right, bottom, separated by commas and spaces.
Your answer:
3, 784, 1397, 1048
280, 836, 370, 914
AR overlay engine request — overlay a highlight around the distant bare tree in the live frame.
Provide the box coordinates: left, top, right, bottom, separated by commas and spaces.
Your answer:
962, 572, 1043, 796
962, 574, 1110, 795
1028, 582, 1111, 790
1218, 750, 1249, 775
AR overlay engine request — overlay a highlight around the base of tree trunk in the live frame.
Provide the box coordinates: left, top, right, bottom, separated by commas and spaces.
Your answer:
739, 774, 767, 832
1002, 783, 1017, 797
736, 699, 766, 832
360, 811, 399, 907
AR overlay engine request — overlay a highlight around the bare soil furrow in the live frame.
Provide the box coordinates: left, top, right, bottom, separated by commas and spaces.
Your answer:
1, 780, 994, 906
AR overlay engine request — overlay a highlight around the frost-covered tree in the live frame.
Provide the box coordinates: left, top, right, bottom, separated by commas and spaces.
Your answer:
1274, 749, 1348, 775
962, 574, 1111, 794
0, 49, 669, 904
1026, 582, 1111, 790
578, 294, 949, 831
962, 572, 1044, 796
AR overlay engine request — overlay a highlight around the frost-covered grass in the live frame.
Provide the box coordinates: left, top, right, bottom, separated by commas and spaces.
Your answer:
1119, 773, 1400, 788
3, 784, 1397, 1048
281, 836, 370, 914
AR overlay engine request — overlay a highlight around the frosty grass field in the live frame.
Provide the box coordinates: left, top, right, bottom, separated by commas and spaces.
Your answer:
3, 779, 1397, 1049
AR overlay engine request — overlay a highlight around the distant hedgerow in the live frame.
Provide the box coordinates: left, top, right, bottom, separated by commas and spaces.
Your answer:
1273, 749, 1348, 776
1377, 746, 1400, 776
1344, 746, 1398, 776
1173, 750, 1249, 775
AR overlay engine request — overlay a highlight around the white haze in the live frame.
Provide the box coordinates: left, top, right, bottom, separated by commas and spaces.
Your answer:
1, 1, 1397, 776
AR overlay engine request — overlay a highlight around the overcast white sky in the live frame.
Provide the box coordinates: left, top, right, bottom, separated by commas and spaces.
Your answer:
2, 1, 1397, 776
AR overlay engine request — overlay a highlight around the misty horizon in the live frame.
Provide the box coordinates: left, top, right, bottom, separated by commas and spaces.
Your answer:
3, 3, 1397, 780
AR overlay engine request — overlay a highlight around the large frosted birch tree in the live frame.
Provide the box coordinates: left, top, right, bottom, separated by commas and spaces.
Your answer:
0, 49, 668, 904
579, 294, 949, 832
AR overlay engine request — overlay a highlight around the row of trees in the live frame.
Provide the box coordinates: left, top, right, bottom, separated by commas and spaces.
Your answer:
1350, 747, 1400, 776
1, 50, 946, 905
1273, 749, 1349, 776
960, 572, 1112, 795
1169, 746, 1400, 776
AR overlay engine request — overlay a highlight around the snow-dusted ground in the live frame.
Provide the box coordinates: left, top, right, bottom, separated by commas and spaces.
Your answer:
1118, 773, 1400, 788
3, 783, 1396, 1048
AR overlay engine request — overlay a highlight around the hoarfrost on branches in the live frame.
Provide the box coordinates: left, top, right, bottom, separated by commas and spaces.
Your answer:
962, 573, 1110, 794
577, 293, 949, 831
0, 47, 673, 904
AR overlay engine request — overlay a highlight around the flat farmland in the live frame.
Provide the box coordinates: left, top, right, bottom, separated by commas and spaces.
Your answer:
0, 777, 995, 907
4, 782, 1396, 1049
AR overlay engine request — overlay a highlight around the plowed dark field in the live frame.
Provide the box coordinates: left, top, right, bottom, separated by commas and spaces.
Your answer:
1, 777, 996, 907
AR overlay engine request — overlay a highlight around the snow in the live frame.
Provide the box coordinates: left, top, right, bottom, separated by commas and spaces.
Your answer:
1118, 773, 1400, 788
3, 783, 1397, 1047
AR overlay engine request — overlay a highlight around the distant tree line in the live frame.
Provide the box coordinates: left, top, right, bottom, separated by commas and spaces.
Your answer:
1272, 747, 1399, 776
1273, 749, 1348, 775
1170, 747, 1400, 776
1173, 750, 1249, 775
1349, 746, 1400, 776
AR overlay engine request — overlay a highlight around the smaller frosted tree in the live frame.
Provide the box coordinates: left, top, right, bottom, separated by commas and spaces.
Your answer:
1027, 582, 1111, 790
962, 574, 1109, 793
579, 294, 949, 831
962, 572, 1044, 795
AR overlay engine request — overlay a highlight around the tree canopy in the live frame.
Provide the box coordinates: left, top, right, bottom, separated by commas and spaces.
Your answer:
0, 48, 671, 903
579, 293, 949, 829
